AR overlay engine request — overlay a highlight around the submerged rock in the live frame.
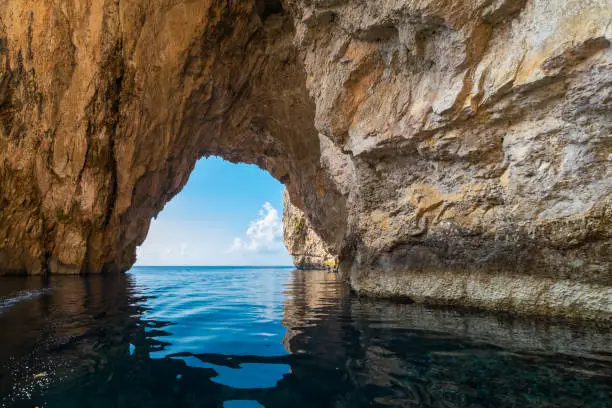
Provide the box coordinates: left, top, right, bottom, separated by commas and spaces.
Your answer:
0, 0, 610, 320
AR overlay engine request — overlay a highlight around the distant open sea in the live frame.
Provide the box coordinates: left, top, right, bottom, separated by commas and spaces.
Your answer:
0, 266, 611, 407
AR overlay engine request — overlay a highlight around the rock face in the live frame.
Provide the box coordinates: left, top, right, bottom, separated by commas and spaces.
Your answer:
0, 1, 611, 320
283, 189, 336, 270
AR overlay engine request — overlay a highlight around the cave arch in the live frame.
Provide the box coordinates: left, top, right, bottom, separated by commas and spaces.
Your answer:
85, 3, 348, 274
0, 1, 347, 275
1, 0, 610, 320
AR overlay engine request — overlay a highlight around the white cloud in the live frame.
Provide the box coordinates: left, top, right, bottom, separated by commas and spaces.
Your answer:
135, 202, 292, 267
180, 242, 189, 257
230, 202, 284, 253
135, 218, 230, 266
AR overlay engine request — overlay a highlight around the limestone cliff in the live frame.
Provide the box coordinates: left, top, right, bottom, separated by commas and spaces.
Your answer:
283, 189, 336, 270
0, 0, 610, 320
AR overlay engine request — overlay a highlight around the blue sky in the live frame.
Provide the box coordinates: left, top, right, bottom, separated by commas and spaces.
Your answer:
135, 156, 292, 266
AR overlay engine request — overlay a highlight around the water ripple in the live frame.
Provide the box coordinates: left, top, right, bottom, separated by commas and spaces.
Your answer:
0, 288, 50, 315
0, 268, 611, 408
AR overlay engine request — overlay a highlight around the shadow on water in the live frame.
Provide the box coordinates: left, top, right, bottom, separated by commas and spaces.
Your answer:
0, 269, 610, 408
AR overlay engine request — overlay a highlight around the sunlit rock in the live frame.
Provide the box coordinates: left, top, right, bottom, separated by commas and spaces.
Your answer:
283, 189, 337, 270
0, 0, 610, 320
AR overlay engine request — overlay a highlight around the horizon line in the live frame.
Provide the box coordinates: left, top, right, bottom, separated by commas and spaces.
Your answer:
131, 265, 295, 268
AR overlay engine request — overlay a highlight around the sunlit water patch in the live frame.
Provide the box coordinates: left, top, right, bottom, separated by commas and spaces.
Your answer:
0, 267, 611, 407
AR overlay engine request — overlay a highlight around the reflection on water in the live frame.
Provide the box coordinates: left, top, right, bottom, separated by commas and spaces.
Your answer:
0, 267, 611, 408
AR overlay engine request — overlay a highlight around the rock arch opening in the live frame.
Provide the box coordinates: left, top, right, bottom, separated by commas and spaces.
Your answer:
1, 0, 610, 320
0, 1, 348, 276
134, 156, 293, 267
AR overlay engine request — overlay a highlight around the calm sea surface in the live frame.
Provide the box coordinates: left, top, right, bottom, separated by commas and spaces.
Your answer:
0, 266, 611, 407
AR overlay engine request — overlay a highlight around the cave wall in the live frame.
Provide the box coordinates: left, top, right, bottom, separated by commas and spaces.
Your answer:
283, 0, 612, 319
0, 0, 346, 275
283, 188, 337, 270
0, 0, 610, 319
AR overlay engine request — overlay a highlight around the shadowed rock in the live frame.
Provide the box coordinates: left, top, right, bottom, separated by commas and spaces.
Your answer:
0, 0, 610, 320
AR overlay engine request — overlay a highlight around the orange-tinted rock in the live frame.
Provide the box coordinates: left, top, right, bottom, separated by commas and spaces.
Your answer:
0, 0, 610, 319
283, 189, 336, 270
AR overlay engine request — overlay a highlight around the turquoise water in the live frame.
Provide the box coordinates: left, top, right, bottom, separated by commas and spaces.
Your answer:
0, 266, 611, 407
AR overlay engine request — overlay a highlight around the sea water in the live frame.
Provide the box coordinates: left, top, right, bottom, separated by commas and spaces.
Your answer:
0, 266, 610, 407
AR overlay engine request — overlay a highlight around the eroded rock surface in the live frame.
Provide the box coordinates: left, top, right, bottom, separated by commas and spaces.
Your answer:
1, 0, 611, 320
283, 189, 336, 270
